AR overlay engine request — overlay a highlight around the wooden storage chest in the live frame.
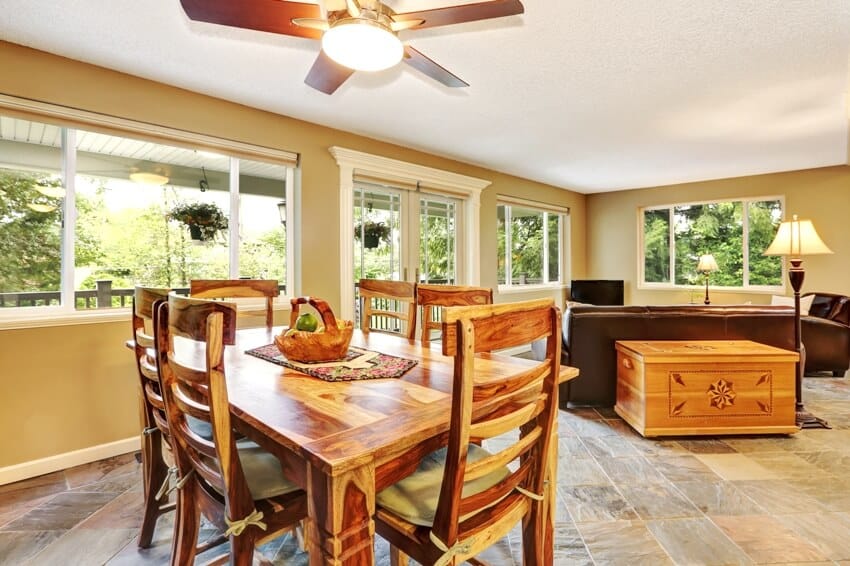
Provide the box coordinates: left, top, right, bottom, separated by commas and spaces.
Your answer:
614, 340, 798, 437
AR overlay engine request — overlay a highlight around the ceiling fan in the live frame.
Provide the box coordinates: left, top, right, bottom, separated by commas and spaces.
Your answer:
179, 0, 525, 94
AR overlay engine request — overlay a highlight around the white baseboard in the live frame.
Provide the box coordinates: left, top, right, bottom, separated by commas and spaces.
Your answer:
0, 436, 140, 486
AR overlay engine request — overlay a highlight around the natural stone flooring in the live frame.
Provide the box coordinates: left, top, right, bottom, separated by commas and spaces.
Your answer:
2, 375, 850, 565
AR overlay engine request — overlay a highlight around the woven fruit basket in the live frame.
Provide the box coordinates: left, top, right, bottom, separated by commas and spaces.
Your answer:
274, 297, 353, 363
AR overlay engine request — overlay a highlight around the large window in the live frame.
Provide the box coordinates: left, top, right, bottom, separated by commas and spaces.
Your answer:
641, 197, 783, 289
0, 115, 293, 314
497, 201, 567, 288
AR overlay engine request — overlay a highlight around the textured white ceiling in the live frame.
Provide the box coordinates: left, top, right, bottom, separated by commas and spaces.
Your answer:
1, 0, 849, 193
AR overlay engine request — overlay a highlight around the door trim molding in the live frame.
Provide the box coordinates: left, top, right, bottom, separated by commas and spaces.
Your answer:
330, 147, 490, 320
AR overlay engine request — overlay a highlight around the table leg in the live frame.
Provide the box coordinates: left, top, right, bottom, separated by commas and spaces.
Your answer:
544, 421, 558, 565
307, 463, 375, 565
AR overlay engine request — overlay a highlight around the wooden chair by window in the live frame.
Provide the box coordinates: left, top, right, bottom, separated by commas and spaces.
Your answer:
375, 299, 562, 565
130, 286, 173, 548
359, 279, 417, 340
189, 279, 279, 330
415, 284, 493, 344
155, 294, 307, 565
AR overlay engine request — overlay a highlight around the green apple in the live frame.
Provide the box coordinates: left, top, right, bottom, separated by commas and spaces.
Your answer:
295, 312, 319, 332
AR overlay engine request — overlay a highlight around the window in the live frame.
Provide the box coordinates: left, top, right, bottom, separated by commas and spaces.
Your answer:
0, 114, 293, 314
640, 197, 783, 289
497, 200, 567, 288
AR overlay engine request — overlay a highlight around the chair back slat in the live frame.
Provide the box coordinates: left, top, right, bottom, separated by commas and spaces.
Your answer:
190, 279, 279, 330
442, 300, 550, 355
131, 286, 172, 440
168, 294, 238, 344
359, 279, 417, 340
416, 284, 493, 344
135, 286, 171, 319
430, 298, 561, 552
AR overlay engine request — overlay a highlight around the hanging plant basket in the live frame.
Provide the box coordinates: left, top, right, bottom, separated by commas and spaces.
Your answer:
354, 220, 391, 249
168, 201, 229, 243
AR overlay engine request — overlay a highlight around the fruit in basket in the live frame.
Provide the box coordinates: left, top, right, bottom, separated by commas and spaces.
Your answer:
295, 312, 319, 332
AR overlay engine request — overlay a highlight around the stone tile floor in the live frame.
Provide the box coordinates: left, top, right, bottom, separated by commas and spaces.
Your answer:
2, 375, 849, 565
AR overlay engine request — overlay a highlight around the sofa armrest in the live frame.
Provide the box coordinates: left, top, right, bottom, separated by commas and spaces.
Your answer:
801, 316, 850, 375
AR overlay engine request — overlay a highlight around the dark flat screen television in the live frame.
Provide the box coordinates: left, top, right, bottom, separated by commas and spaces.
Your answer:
570, 280, 624, 306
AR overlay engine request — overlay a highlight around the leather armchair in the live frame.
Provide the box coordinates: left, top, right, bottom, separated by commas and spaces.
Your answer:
802, 292, 850, 376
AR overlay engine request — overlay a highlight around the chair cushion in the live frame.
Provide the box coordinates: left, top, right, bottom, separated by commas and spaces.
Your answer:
186, 416, 213, 440
235, 439, 301, 500
376, 444, 510, 527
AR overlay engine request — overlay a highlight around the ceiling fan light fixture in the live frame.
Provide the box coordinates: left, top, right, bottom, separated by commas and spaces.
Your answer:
129, 171, 170, 186
322, 18, 403, 72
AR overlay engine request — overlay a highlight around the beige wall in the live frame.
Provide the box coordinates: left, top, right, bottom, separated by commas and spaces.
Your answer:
0, 42, 585, 469
586, 166, 850, 305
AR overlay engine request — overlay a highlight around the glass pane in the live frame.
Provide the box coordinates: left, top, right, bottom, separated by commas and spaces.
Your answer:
497, 205, 507, 285
547, 213, 560, 283
643, 208, 670, 283
511, 206, 544, 285
353, 185, 401, 327
419, 197, 456, 284
748, 199, 783, 286
0, 116, 63, 308
238, 158, 287, 289
74, 130, 230, 308
673, 201, 743, 286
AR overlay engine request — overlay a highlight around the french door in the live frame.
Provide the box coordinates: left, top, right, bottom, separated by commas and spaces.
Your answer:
353, 184, 461, 322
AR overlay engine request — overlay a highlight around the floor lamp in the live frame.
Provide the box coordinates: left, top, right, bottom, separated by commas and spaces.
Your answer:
764, 214, 833, 429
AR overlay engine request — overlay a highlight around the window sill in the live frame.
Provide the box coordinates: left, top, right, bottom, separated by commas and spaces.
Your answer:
637, 284, 786, 294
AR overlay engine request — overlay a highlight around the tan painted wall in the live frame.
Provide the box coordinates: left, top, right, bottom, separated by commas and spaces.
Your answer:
0, 42, 585, 468
586, 166, 850, 305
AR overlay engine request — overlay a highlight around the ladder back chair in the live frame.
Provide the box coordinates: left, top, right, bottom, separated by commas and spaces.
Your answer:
375, 298, 562, 565
416, 284, 493, 344
130, 286, 174, 548
189, 279, 279, 330
155, 293, 307, 565
359, 278, 417, 340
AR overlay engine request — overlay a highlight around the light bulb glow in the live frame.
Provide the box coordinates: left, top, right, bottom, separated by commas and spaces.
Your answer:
322, 19, 403, 72
129, 172, 169, 186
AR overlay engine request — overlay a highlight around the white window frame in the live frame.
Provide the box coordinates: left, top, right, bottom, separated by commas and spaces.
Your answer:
637, 195, 786, 293
330, 147, 490, 321
496, 197, 569, 292
0, 99, 297, 329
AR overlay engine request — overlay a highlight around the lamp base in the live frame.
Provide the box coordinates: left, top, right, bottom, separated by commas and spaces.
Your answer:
796, 410, 831, 429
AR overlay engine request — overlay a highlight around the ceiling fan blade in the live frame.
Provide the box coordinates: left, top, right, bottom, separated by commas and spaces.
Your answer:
179, 0, 323, 40
392, 0, 523, 30
305, 50, 356, 94
403, 46, 468, 88
390, 19, 424, 32
292, 18, 330, 31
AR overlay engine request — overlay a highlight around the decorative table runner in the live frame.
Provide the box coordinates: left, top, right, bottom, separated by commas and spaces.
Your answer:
245, 344, 418, 382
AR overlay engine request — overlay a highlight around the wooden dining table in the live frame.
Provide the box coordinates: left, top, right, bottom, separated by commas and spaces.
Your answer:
187, 326, 578, 565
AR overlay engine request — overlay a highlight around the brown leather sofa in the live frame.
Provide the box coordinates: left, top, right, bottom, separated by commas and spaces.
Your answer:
538, 305, 798, 408
802, 292, 850, 376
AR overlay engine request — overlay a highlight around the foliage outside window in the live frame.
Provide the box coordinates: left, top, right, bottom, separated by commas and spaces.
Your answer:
497, 203, 566, 287
641, 198, 783, 289
0, 115, 291, 312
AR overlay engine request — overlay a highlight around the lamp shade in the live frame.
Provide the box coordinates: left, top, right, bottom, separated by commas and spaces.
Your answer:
697, 254, 718, 274
322, 19, 403, 72
764, 215, 832, 257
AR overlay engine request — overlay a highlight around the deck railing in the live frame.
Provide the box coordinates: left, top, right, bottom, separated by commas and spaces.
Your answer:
0, 280, 285, 309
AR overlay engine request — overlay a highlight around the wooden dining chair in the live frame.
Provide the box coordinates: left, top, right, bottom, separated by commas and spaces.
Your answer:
359, 278, 417, 340
374, 298, 562, 565
415, 283, 493, 344
189, 279, 279, 330
130, 286, 175, 548
155, 293, 307, 565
